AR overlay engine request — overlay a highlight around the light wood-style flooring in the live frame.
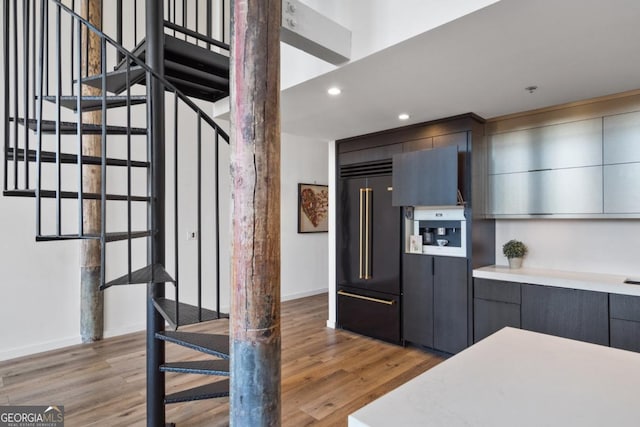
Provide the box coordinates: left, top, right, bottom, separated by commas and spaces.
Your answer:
0, 294, 443, 426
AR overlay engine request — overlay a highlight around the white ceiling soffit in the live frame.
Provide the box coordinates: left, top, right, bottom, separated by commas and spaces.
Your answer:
280, 0, 640, 141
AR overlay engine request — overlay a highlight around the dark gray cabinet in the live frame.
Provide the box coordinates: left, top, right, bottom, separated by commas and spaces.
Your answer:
339, 143, 403, 165
473, 278, 521, 342
521, 284, 608, 345
610, 294, 640, 352
392, 145, 459, 207
403, 254, 434, 347
403, 254, 468, 353
434, 256, 468, 353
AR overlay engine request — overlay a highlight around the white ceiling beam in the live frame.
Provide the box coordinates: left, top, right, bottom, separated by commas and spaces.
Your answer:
280, 0, 352, 65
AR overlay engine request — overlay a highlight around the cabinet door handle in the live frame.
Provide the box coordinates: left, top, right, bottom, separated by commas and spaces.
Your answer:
338, 290, 396, 305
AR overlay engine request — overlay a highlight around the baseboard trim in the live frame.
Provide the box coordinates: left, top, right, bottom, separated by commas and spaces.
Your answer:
2, 289, 330, 361
282, 288, 328, 301
0, 336, 82, 362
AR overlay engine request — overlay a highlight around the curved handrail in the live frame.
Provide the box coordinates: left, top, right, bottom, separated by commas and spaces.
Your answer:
50, 0, 230, 142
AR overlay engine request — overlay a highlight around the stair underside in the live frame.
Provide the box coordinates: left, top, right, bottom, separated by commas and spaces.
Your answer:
6, 148, 149, 168
82, 34, 230, 102
154, 298, 229, 330
156, 330, 229, 359
101, 264, 175, 290
11, 118, 147, 135
41, 95, 147, 111
160, 360, 229, 376
34, 230, 152, 242
165, 379, 229, 404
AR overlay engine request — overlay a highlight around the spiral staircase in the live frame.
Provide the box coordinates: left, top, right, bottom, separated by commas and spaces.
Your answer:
3, 0, 231, 424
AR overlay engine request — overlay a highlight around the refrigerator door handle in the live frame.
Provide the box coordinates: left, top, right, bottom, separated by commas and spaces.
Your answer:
359, 188, 364, 279
364, 187, 372, 279
338, 290, 396, 305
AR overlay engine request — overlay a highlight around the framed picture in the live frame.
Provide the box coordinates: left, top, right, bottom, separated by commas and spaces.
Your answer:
298, 183, 329, 233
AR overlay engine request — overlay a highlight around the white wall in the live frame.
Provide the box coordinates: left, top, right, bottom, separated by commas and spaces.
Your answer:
281, 133, 330, 300
495, 220, 640, 277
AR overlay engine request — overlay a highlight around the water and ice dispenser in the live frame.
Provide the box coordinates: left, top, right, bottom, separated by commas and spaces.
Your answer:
405, 207, 467, 257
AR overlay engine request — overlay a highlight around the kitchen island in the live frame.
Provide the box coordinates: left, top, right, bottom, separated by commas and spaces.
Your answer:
348, 327, 640, 427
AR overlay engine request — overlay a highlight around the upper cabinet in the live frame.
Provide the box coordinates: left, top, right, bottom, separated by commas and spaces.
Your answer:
489, 118, 602, 174
392, 145, 459, 207
603, 111, 640, 214
487, 106, 640, 218
603, 111, 640, 164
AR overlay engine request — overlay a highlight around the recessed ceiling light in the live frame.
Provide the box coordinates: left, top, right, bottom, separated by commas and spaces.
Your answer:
327, 87, 341, 96
398, 113, 410, 121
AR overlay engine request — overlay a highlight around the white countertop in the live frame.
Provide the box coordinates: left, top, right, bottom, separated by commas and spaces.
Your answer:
473, 265, 640, 297
348, 328, 640, 427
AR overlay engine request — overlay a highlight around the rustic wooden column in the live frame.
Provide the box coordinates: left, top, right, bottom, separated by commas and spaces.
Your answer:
80, 0, 103, 343
229, 0, 282, 425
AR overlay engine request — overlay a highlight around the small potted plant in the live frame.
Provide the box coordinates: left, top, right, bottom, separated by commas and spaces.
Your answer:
503, 239, 527, 269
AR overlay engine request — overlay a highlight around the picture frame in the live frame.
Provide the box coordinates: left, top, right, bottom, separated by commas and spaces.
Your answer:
298, 183, 329, 233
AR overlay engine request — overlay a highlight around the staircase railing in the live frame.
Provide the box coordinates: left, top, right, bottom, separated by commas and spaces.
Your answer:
2, 0, 229, 321
115, 0, 229, 61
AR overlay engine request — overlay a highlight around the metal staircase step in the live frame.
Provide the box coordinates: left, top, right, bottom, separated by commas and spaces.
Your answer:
160, 360, 229, 376
80, 66, 146, 94
34, 230, 153, 242
112, 34, 230, 102
155, 331, 229, 359
101, 264, 175, 290
164, 379, 229, 404
41, 95, 146, 111
165, 59, 228, 92
10, 117, 147, 135
6, 148, 150, 168
153, 298, 229, 330
2, 188, 149, 202
165, 75, 228, 103
119, 33, 229, 76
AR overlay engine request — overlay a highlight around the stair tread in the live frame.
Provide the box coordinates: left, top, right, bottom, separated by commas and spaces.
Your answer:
160, 360, 230, 376
109, 34, 229, 102
80, 66, 146, 94
2, 188, 149, 202
164, 379, 229, 404
41, 95, 146, 111
10, 117, 147, 135
6, 147, 149, 168
165, 75, 228, 103
155, 330, 229, 359
153, 297, 229, 330
101, 264, 175, 290
34, 230, 152, 242
119, 34, 229, 75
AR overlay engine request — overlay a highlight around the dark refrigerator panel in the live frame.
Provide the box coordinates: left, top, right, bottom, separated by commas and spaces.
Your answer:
337, 172, 402, 344
337, 175, 400, 295
337, 285, 401, 343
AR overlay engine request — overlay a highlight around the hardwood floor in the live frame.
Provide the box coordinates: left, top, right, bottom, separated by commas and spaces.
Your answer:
0, 294, 443, 426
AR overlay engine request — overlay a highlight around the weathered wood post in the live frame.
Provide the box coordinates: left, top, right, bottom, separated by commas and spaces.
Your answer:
230, 0, 282, 425
80, 0, 103, 343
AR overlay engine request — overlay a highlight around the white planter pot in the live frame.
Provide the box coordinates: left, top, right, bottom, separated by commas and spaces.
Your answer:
508, 257, 523, 269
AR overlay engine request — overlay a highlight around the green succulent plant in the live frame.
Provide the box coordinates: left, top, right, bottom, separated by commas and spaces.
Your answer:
503, 239, 527, 259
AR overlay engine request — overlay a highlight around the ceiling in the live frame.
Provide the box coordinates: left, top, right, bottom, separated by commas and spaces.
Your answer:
279, 0, 640, 141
